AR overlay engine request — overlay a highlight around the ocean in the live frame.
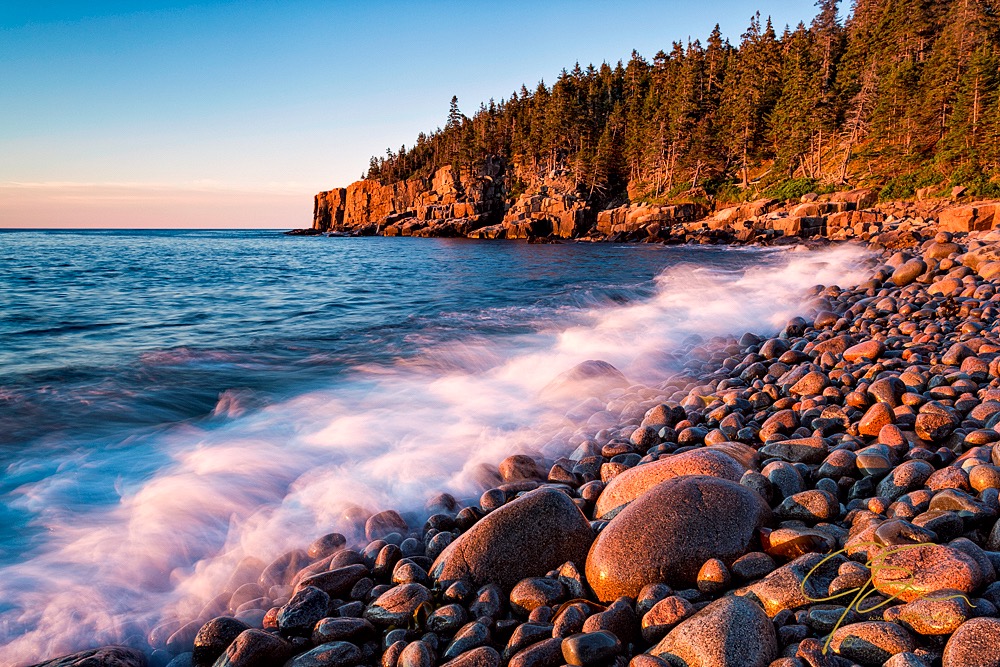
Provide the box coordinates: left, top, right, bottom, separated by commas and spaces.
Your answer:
0, 230, 869, 664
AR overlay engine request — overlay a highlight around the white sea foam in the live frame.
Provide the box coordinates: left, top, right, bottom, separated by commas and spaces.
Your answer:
0, 244, 872, 665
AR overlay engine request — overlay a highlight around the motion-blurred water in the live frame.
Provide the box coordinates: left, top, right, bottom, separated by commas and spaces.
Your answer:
0, 230, 870, 665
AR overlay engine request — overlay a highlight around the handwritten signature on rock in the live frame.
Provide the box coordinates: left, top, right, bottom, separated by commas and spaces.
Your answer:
799, 540, 976, 654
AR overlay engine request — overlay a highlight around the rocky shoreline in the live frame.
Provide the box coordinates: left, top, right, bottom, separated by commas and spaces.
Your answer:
35, 219, 1000, 667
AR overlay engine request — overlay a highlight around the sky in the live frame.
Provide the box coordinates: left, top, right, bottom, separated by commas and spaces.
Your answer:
0, 0, 820, 228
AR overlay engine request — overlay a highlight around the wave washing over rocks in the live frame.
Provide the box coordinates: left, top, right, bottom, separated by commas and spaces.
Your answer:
17, 228, 1000, 667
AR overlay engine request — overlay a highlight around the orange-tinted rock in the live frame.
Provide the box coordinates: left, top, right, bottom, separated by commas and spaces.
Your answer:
650, 596, 776, 667
585, 476, 771, 602
871, 544, 984, 603
593, 448, 747, 519
943, 618, 1000, 667
844, 340, 885, 363
432, 488, 593, 593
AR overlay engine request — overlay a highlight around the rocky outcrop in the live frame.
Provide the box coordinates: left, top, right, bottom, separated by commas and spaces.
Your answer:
313, 159, 505, 235
313, 168, 1000, 245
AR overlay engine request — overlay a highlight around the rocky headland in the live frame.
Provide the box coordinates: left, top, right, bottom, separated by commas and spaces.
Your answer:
41, 209, 1000, 667
307, 167, 1000, 249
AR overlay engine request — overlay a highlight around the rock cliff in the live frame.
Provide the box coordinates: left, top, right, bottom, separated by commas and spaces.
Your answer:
312, 169, 1000, 245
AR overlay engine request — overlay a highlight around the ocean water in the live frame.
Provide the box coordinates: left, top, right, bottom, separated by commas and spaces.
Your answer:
0, 230, 871, 665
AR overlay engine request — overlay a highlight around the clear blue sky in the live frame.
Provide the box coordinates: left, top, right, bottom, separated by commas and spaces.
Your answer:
0, 0, 820, 227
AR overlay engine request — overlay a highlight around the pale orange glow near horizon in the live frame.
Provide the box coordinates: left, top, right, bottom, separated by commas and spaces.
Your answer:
0, 182, 311, 228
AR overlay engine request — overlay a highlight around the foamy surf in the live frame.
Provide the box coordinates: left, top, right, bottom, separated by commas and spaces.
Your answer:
0, 243, 872, 665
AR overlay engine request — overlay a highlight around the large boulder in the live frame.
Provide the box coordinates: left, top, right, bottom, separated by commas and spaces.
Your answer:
432, 488, 594, 593
585, 476, 771, 602
594, 449, 748, 519
650, 595, 776, 667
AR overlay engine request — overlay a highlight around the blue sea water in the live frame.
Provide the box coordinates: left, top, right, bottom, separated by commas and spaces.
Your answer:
0, 230, 866, 664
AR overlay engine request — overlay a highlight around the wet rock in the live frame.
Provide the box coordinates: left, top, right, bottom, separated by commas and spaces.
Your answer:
581, 597, 637, 644
859, 402, 895, 437
503, 623, 555, 661
193, 617, 249, 667
551, 602, 589, 638
774, 489, 840, 522
439, 647, 500, 667
650, 595, 776, 667
593, 448, 747, 519
443, 622, 491, 660
640, 596, 694, 643
942, 617, 1000, 667
260, 550, 311, 589
312, 617, 376, 644
758, 437, 828, 464
759, 410, 799, 441
308, 533, 347, 560
364, 583, 434, 626
288, 642, 363, 667
696, 558, 731, 594
398, 641, 434, 667
542, 360, 629, 401
916, 412, 959, 442
586, 475, 770, 601
893, 591, 972, 635
432, 488, 593, 593
510, 578, 565, 616
561, 631, 621, 666
844, 340, 885, 363
791, 372, 830, 396
427, 603, 468, 634
507, 637, 564, 667
872, 544, 985, 602
885, 652, 932, 667
828, 621, 916, 666
297, 564, 369, 597
499, 455, 544, 483
469, 584, 504, 620
878, 461, 935, 502
731, 552, 776, 581
367, 511, 409, 542
737, 552, 844, 617
892, 260, 926, 286
636, 583, 674, 615
278, 586, 330, 636
29, 647, 147, 667
212, 629, 293, 667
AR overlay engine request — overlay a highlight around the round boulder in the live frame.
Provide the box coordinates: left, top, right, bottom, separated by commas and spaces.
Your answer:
650, 595, 776, 667
585, 475, 771, 602
432, 488, 594, 593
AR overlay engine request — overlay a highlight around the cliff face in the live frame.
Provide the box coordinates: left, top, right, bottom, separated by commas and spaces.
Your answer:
313, 157, 710, 240
313, 158, 506, 235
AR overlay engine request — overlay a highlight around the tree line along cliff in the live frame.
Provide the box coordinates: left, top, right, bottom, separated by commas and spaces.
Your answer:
313, 0, 1000, 239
